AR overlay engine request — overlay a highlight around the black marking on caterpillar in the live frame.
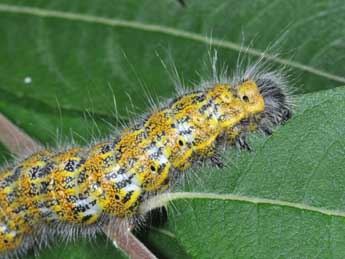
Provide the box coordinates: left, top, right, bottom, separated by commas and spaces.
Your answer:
0, 53, 293, 258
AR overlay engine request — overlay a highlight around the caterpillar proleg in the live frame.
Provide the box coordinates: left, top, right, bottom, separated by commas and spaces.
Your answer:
0, 56, 293, 258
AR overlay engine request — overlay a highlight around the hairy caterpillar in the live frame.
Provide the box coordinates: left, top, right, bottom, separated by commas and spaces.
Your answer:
0, 59, 292, 258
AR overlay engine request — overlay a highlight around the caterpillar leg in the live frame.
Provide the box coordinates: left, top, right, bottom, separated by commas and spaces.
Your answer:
236, 137, 253, 152
224, 123, 254, 152
210, 155, 224, 168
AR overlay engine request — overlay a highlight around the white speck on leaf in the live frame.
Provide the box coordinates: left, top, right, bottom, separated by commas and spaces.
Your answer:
24, 76, 32, 84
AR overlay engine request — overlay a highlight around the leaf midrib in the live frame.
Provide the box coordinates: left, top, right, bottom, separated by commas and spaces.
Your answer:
0, 3, 345, 84
141, 192, 345, 218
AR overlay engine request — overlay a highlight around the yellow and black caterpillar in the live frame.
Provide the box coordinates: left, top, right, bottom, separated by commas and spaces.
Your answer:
0, 63, 292, 258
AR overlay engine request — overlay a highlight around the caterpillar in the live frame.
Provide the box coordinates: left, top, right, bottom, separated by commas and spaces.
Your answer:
0, 59, 292, 258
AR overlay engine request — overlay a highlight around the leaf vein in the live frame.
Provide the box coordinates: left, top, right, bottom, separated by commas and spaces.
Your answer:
0, 4, 345, 83
141, 192, 345, 219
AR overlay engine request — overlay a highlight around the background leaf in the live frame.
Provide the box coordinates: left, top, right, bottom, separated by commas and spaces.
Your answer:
0, 0, 344, 258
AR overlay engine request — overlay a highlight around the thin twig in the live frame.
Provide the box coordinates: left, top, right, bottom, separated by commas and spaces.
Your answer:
0, 113, 43, 156
102, 224, 158, 259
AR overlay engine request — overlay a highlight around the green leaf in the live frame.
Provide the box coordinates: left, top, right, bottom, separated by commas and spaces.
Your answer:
0, 0, 344, 258
0, 0, 345, 126
136, 226, 191, 259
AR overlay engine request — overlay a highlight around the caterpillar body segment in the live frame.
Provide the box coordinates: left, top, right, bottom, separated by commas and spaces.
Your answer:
0, 76, 292, 257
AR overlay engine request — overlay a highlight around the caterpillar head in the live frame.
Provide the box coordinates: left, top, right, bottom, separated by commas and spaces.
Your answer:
230, 70, 293, 143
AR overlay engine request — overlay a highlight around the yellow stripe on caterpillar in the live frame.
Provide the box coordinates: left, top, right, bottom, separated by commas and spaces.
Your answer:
0, 74, 292, 257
